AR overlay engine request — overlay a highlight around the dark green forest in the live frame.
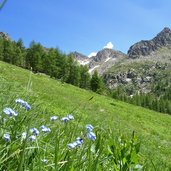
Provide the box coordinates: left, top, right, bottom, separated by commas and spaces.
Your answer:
110, 83, 171, 114
0, 37, 103, 93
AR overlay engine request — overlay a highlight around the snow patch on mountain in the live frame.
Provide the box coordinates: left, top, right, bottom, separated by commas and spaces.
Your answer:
88, 52, 97, 58
77, 60, 90, 65
105, 57, 111, 62
89, 65, 100, 73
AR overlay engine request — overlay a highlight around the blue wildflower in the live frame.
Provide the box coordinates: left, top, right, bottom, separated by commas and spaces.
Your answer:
61, 114, 74, 123
68, 143, 77, 149
68, 137, 83, 149
76, 140, 82, 146
15, 98, 31, 110
68, 141, 78, 149
50, 116, 58, 121
86, 124, 93, 132
3, 108, 18, 117
72, 141, 78, 146
30, 128, 39, 136
76, 137, 83, 144
40, 125, 51, 133
15, 98, 23, 103
3, 133, 10, 141
87, 132, 96, 141
76, 137, 83, 146
67, 114, 74, 120
40, 125, 46, 130
24, 103, 31, 111
61, 117, 69, 123
29, 135, 36, 141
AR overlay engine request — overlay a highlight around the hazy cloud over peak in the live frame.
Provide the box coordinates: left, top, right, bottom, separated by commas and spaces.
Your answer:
103, 42, 113, 49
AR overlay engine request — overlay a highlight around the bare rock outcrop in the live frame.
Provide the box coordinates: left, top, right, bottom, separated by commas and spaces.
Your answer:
0, 32, 10, 40
128, 27, 171, 58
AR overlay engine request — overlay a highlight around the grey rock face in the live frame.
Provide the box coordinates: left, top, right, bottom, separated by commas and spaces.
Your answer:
88, 49, 126, 74
72, 49, 127, 74
128, 27, 171, 58
0, 32, 10, 40
73, 27, 171, 79
91, 48, 122, 62
103, 60, 171, 95
71, 51, 89, 61
71, 51, 91, 65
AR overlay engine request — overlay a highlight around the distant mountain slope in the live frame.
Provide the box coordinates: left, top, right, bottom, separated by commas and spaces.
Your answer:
70, 51, 91, 65
73, 27, 171, 77
128, 27, 171, 58
72, 48, 127, 74
88, 48, 127, 74
72, 27, 171, 101
101, 27, 171, 95
104, 47, 171, 95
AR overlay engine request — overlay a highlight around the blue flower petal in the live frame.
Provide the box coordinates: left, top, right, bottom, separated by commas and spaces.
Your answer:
40, 125, 51, 133
3, 133, 10, 141
86, 124, 94, 132
61, 117, 69, 123
30, 128, 39, 136
50, 116, 58, 121
88, 132, 96, 141
67, 114, 74, 120
68, 143, 76, 149
29, 135, 36, 141
15, 98, 31, 110
3, 108, 18, 116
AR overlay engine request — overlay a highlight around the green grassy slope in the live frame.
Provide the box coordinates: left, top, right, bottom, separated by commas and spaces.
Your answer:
0, 61, 171, 169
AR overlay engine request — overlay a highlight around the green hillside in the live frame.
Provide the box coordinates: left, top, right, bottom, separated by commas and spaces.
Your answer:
0, 61, 171, 170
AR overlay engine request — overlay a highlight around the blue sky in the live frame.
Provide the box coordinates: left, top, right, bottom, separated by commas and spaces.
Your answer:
0, 0, 171, 56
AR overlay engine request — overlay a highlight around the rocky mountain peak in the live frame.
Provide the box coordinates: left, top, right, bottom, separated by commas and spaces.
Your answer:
153, 27, 171, 46
0, 32, 10, 40
71, 51, 89, 60
128, 27, 171, 58
158, 27, 171, 34
71, 51, 91, 65
92, 48, 119, 62
72, 48, 126, 74
88, 49, 126, 74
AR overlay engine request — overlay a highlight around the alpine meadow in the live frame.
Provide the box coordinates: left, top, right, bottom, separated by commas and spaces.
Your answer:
1, 0, 171, 170
0, 60, 171, 170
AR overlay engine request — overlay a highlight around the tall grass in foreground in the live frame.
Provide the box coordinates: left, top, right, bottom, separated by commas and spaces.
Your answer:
0, 76, 143, 170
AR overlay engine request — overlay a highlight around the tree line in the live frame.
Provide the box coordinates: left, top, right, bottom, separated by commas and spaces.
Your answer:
110, 84, 171, 115
0, 37, 104, 93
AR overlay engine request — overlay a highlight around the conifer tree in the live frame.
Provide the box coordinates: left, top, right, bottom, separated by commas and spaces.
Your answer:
3, 39, 16, 64
90, 70, 104, 93
15, 39, 26, 67
26, 41, 45, 72
42, 48, 57, 77
79, 65, 90, 89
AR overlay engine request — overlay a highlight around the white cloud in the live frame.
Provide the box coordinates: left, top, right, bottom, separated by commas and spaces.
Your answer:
103, 42, 113, 49
88, 52, 97, 57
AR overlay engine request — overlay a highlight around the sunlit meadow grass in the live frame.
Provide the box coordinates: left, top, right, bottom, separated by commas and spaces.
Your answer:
0, 95, 142, 170
0, 66, 142, 170
0, 61, 171, 170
